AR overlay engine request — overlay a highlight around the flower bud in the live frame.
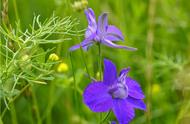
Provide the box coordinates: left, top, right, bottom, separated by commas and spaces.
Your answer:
49, 53, 59, 61
57, 62, 68, 72
152, 83, 161, 94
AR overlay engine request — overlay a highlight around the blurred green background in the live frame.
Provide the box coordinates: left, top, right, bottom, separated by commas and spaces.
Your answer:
0, 0, 190, 124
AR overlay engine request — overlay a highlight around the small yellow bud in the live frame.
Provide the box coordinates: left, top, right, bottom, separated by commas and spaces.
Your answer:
49, 53, 59, 61
57, 62, 68, 72
152, 83, 161, 94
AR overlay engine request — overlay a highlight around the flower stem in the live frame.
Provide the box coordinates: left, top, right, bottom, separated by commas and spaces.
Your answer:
100, 110, 111, 124
75, 25, 91, 79
146, 0, 157, 123
31, 87, 42, 124
80, 48, 91, 79
12, 0, 19, 22
98, 43, 102, 80
1, 0, 9, 25
1, 84, 30, 118
98, 43, 103, 122
45, 82, 55, 124
10, 103, 18, 124
69, 52, 78, 113
0, 115, 3, 124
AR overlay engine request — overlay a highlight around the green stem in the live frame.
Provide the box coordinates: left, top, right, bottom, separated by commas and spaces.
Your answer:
80, 48, 91, 78
45, 82, 55, 124
31, 87, 42, 124
10, 103, 18, 124
75, 25, 91, 79
146, 0, 157, 123
2, 84, 30, 118
98, 43, 103, 122
12, 0, 19, 22
1, 0, 8, 25
0, 5, 2, 113
98, 43, 102, 80
69, 52, 78, 113
0, 115, 3, 124
100, 110, 111, 124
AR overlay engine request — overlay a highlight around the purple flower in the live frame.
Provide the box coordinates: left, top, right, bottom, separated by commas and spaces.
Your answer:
83, 59, 146, 124
69, 8, 137, 51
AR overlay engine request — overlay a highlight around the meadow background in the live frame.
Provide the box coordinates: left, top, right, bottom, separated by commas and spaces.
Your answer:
0, 0, 190, 124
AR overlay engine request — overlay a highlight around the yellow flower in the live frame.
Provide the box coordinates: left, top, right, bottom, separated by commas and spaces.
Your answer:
152, 83, 161, 94
57, 62, 68, 72
49, 53, 59, 61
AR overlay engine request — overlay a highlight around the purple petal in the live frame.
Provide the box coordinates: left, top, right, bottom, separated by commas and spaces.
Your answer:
119, 67, 130, 81
127, 97, 146, 111
119, 68, 130, 75
126, 77, 145, 99
105, 25, 124, 41
103, 59, 117, 85
97, 13, 108, 35
102, 39, 137, 51
69, 34, 95, 51
85, 8, 97, 38
82, 43, 93, 51
83, 81, 113, 112
113, 99, 135, 124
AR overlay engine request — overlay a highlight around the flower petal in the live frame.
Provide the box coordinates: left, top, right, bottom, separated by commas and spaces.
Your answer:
102, 39, 137, 51
83, 81, 113, 112
127, 96, 146, 111
118, 68, 130, 82
97, 13, 108, 35
105, 25, 124, 41
126, 77, 145, 99
119, 68, 130, 75
113, 99, 135, 124
103, 59, 117, 85
69, 34, 95, 51
85, 8, 97, 38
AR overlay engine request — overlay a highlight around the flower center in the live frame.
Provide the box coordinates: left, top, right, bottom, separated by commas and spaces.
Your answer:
108, 81, 128, 99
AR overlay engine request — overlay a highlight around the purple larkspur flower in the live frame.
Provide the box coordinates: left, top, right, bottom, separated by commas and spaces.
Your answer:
69, 8, 137, 51
83, 59, 146, 124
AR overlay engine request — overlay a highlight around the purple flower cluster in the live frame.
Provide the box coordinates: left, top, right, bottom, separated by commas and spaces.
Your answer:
69, 8, 146, 124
